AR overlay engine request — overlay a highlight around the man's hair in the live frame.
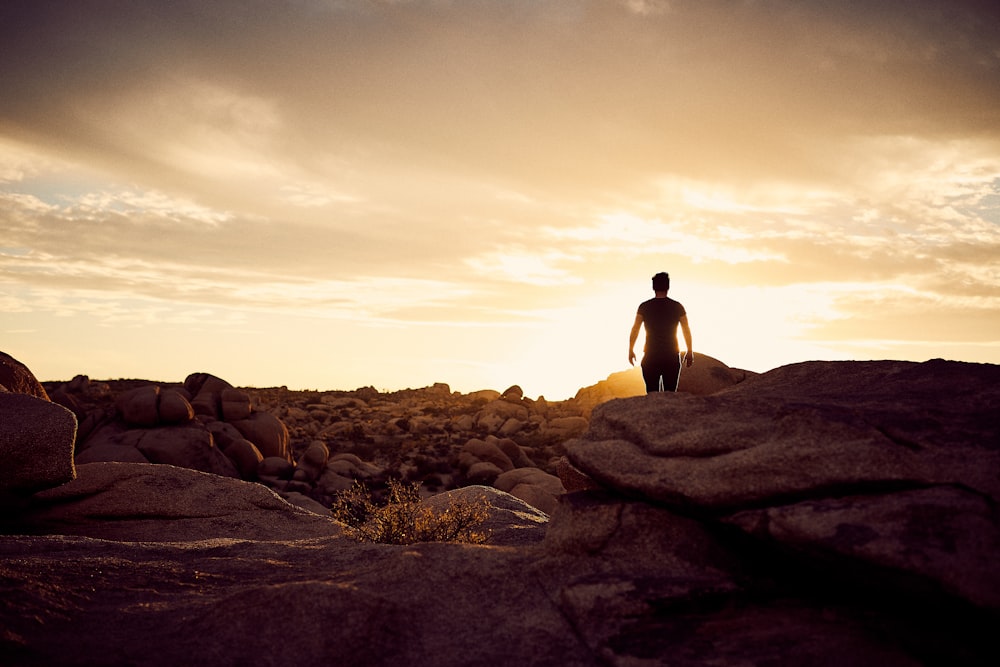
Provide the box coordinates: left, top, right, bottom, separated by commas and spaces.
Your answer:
652, 272, 670, 291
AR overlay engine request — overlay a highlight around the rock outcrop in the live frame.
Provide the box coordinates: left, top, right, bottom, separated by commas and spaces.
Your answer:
0, 392, 77, 494
573, 352, 752, 411
3, 358, 997, 666
0, 351, 49, 399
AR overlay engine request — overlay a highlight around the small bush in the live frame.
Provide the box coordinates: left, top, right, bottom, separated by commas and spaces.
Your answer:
331, 479, 490, 545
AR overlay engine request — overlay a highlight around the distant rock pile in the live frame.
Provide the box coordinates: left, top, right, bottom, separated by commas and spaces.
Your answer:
36, 354, 748, 515
3, 352, 997, 665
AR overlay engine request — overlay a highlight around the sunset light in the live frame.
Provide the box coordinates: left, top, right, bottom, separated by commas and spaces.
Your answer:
2, 0, 998, 399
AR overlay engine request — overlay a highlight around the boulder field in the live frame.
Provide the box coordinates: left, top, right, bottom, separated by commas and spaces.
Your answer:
1, 354, 998, 666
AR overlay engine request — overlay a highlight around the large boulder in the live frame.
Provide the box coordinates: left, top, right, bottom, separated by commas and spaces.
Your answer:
574, 352, 752, 405
230, 412, 291, 461
567, 360, 1000, 509
494, 467, 565, 515
135, 426, 241, 479
116, 385, 196, 427
565, 360, 1000, 618
0, 351, 49, 399
116, 385, 161, 426
0, 392, 77, 494
7, 462, 343, 541
183, 373, 233, 419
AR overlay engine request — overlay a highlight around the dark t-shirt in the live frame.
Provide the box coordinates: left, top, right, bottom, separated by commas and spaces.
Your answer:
637, 297, 686, 357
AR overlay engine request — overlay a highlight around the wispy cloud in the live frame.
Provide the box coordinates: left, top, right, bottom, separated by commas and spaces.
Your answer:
1, 0, 998, 393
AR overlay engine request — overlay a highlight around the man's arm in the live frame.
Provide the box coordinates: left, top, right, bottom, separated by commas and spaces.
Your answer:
679, 314, 694, 367
628, 313, 642, 366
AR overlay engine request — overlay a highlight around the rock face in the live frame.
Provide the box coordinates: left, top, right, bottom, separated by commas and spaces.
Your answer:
567, 359, 1000, 509
557, 359, 1000, 664
0, 393, 77, 494
3, 359, 998, 666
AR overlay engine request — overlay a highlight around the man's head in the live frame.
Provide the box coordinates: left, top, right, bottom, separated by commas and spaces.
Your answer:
652, 272, 670, 292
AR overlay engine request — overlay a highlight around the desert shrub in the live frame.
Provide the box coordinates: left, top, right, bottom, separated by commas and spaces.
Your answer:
331, 479, 490, 545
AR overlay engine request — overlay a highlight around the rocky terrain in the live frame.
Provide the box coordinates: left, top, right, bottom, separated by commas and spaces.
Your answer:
2, 351, 998, 666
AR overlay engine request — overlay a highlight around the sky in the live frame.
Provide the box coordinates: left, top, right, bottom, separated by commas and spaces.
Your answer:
2, 0, 999, 400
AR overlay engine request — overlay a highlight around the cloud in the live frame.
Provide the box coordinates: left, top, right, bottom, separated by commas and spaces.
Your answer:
1, 0, 998, 389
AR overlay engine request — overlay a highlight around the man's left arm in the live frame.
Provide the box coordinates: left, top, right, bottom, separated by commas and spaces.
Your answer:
680, 315, 694, 367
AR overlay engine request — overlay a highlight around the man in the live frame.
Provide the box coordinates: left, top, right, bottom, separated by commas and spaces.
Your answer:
628, 272, 694, 393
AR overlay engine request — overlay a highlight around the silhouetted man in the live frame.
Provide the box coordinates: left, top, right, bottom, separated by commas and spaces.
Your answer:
628, 272, 694, 393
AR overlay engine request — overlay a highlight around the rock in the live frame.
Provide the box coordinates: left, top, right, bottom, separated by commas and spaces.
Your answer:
497, 417, 525, 437
421, 485, 549, 546
555, 456, 601, 493
543, 416, 589, 440
220, 388, 252, 421
466, 389, 501, 402
220, 438, 264, 480
258, 456, 295, 482
135, 426, 240, 479
295, 441, 329, 482
0, 352, 49, 399
116, 385, 196, 427
75, 444, 150, 465
494, 468, 565, 514
183, 372, 233, 418
6, 462, 343, 541
325, 453, 381, 479
205, 420, 245, 448
159, 389, 195, 424
501, 384, 524, 400
479, 398, 529, 423
4, 360, 1000, 666
116, 385, 161, 426
566, 360, 1000, 510
230, 412, 290, 461
0, 392, 77, 494
725, 485, 1000, 610
282, 491, 331, 515
493, 436, 535, 468
466, 460, 503, 484
574, 352, 751, 406
460, 438, 514, 472
315, 468, 355, 494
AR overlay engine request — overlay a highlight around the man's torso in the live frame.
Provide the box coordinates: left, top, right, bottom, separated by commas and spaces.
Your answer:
638, 297, 685, 356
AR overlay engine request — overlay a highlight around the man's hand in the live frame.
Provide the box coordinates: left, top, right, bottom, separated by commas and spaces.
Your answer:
684, 351, 694, 367
628, 350, 636, 366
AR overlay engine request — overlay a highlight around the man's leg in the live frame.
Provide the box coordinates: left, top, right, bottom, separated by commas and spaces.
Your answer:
664, 353, 682, 391
640, 359, 661, 393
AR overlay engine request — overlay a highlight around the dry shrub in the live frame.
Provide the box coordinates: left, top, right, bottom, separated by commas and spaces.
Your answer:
331, 479, 490, 544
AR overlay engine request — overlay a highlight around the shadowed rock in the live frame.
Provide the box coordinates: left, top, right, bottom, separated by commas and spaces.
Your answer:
0, 393, 77, 494
0, 351, 49, 400
8, 462, 343, 542
4, 359, 998, 666
567, 360, 1000, 509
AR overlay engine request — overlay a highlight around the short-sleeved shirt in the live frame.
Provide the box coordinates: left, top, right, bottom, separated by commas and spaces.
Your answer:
637, 297, 686, 357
